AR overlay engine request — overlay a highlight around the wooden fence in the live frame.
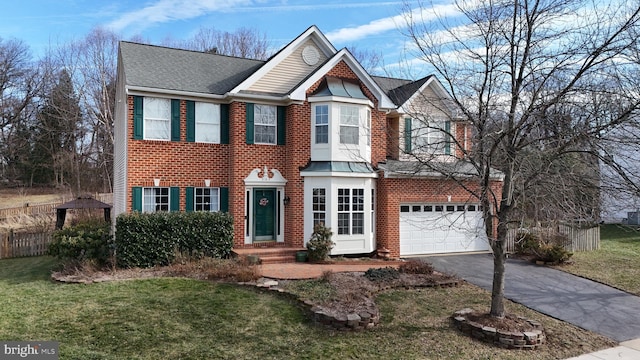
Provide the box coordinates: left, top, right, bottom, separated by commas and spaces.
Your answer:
506, 223, 600, 253
0, 229, 53, 259
0, 193, 112, 221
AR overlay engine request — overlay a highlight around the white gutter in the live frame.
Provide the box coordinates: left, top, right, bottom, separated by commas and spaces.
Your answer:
126, 86, 226, 100
126, 85, 304, 105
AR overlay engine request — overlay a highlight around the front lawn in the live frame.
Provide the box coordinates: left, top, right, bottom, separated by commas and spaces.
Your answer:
0, 256, 615, 359
555, 224, 640, 295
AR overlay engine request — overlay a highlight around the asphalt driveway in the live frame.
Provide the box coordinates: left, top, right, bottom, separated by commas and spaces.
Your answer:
424, 253, 640, 342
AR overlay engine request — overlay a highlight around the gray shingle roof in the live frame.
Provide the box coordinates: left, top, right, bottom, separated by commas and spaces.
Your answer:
372, 75, 433, 106
379, 159, 504, 180
119, 42, 265, 95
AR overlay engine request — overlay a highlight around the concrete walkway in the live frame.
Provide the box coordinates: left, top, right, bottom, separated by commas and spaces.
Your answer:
425, 253, 640, 359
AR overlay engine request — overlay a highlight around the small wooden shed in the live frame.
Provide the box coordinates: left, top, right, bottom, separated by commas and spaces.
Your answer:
55, 196, 112, 229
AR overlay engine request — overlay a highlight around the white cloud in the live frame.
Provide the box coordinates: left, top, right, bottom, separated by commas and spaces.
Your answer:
107, 0, 253, 32
326, 3, 461, 44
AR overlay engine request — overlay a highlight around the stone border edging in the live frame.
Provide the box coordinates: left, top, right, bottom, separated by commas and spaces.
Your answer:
247, 277, 460, 332
452, 308, 546, 349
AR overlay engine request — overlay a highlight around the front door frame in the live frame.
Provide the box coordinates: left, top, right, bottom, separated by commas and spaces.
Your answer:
244, 166, 287, 244
253, 188, 277, 241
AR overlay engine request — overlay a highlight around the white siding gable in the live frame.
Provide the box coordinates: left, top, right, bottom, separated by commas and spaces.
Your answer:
248, 39, 328, 94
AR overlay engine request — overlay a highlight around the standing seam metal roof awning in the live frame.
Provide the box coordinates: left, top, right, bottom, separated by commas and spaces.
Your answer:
300, 161, 374, 173
312, 77, 369, 100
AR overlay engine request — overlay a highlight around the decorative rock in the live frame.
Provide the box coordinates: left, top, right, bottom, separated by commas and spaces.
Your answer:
347, 314, 361, 327
262, 280, 279, 287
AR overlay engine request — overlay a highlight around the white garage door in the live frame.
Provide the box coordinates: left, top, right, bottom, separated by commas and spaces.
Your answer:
400, 204, 490, 255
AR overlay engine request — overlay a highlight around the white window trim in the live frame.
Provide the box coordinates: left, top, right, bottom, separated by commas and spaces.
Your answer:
142, 187, 170, 213
195, 102, 221, 143
339, 105, 360, 145
412, 118, 450, 154
143, 97, 171, 141
312, 188, 326, 226
337, 188, 365, 235
314, 105, 329, 144
194, 187, 220, 212
254, 104, 277, 145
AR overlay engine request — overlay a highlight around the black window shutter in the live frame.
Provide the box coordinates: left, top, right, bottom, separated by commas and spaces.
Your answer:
171, 99, 181, 141
220, 187, 229, 212
221, 104, 229, 144
245, 103, 254, 144
185, 187, 194, 212
186, 100, 195, 142
277, 106, 286, 145
132, 187, 142, 212
404, 117, 412, 153
170, 187, 180, 211
133, 96, 143, 140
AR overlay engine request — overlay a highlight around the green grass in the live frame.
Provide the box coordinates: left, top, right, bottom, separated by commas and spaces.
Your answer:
0, 256, 616, 359
556, 224, 640, 295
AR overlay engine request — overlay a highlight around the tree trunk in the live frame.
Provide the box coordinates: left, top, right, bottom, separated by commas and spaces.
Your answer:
490, 239, 506, 318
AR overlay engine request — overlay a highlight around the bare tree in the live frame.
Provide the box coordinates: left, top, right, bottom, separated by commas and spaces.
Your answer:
44, 27, 119, 193
0, 38, 43, 184
166, 26, 272, 60
347, 46, 385, 75
400, 0, 640, 318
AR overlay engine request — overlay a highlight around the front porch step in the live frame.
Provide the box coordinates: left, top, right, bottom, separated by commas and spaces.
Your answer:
232, 247, 306, 264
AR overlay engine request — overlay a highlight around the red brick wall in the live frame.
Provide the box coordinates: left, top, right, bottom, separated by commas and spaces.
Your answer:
228, 102, 286, 247
125, 97, 231, 212
376, 176, 503, 258
124, 59, 497, 255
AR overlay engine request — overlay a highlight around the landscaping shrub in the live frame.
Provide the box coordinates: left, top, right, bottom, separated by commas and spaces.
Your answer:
514, 231, 540, 255
536, 243, 573, 264
515, 228, 573, 264
364, 267, 400, 282
49, 218, 111, 267
399, 260, 434, 275
306, 223, 334, 262
115, 211, 234, 268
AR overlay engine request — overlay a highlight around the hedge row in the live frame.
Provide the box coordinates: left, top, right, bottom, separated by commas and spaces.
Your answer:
115, 211, 234, 268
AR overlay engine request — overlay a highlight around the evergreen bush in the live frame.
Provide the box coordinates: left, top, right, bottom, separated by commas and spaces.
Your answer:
49, 218, 111, 267
306, 223, 334, 262
114, 211, 234, 268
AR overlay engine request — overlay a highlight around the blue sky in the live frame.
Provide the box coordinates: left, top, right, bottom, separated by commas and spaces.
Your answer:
0, 0, 439, 75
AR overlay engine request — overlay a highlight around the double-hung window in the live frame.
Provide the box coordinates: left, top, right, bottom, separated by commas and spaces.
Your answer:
143, 187, 169, 212
339, 106, 359, 145
412, 118, 450, 154
195, 103, 220, 143
337, 188, 365, 235
195, 187, 219, 212
254, 104, 276, 144
144, 97, 171, 140
315, 105, 329, 144
312, 188, 326, 226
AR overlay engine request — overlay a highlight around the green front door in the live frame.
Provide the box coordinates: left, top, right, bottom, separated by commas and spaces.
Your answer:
254, 188, 276, 241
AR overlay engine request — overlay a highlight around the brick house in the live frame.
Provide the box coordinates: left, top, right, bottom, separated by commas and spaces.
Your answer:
113, 26, 503, 258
